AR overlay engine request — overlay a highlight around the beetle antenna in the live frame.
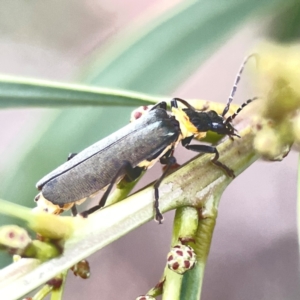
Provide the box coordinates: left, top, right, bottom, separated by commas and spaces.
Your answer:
225, 97, 258, 124
222, 54, 257, 117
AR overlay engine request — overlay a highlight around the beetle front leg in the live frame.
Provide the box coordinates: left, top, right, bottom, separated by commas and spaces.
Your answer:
182, 139, 235, 178
150, 101, 167, 111
80, 161, 143, 217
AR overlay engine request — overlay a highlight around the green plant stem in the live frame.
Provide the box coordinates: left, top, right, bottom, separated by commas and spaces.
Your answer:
171, 207, 199, 245
162, 267, 183, 300
32, 284, 53, 300
106, 170, 146, 206
0, 200, 33, 221
162, 207, 199, 300
164, 202, 219, 300
181, 198, 219, 300
50, 271, 68, 300
0, 200, 76, 240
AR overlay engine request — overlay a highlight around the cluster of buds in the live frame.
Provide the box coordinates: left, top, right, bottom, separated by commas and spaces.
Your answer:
252, 43, 300, 160
0, 224, 62, 261
0, 225, 32, 256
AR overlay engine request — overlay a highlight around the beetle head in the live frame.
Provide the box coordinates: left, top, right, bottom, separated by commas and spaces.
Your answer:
172, 54, 258, 138
172, 94, 257, 139
208, 111, 239, 137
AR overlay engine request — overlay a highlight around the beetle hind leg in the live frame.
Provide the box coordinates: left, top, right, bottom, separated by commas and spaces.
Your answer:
153, 149, 177, 224
80, 161, 142, 217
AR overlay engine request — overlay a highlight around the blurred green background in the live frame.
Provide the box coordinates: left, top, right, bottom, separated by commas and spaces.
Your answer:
0, 0, 300, 299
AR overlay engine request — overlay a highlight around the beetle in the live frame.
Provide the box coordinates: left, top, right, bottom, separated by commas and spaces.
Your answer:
35, 55, 256, 223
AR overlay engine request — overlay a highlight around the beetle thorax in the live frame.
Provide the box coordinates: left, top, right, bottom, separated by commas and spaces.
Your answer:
171, 107, 201, 139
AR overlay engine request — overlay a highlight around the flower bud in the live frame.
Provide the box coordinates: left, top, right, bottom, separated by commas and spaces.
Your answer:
167, 244, 196, 274
0, 225, 31, 250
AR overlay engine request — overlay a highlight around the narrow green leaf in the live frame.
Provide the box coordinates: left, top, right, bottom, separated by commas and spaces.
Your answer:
0, 75, 161, 108
267, 0, 300, 43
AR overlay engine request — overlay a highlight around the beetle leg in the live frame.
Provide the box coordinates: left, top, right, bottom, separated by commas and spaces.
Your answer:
71, 204, 78, 216
182, 141, 235, 178
80, 161, 142, 217
150, 101, 167, 111
171, 98, 209, 111
152, 149, 177, 224
171, 97, 196, 110
67, 153, 77, 161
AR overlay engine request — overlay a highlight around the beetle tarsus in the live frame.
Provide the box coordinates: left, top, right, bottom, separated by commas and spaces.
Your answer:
211, 153, 235, 178
67, 153, 77, 161
155, 208, 164, 224
80, 205, 101, 217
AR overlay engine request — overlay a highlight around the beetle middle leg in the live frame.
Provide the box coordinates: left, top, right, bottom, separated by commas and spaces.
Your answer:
80, 161, 143, 217
67, 154, 141, 217
71, 205, 78, 216
182, 137, 235, 178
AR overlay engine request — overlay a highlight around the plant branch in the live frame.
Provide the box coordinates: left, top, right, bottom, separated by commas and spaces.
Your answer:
0, 124, 258, 299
